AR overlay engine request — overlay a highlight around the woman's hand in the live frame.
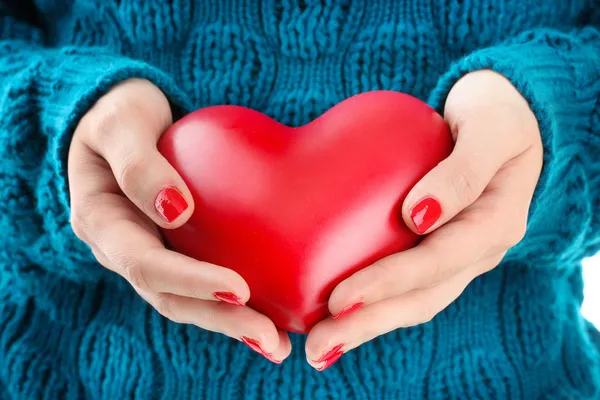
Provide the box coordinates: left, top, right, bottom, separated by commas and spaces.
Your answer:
305, 70, 544, 371
68, 79, 291, 364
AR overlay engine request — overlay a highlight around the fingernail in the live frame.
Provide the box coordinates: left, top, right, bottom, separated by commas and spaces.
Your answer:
313, 344, 344, 371
155, 187, 188, 222
214, 291, 244, 306
333, 302, 364, 319
410, 197, 442, 234
241, 336, 282, 364
317, 350, 343, 371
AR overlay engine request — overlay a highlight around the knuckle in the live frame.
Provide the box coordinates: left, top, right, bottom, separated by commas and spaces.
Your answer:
425, 251, 448, 287
417, 304, 438, 325
153, 294, 181, 323
90, 247, 108, 268
450, 165, 483, 206
483, 253, 506, 273
505, 220, 528, 248
79, 81, 172, 149
196, 310, 219, 332
119, 255, 149, 291
70, 197, 99, 243
373, 258, 394, 281
86, 102, 122, 146
117, 152, 146, 194
70, 211, 87, 241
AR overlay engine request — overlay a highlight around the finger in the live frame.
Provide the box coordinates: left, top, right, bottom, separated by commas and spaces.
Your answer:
401, 115, 527, 235
69, 149, 249, 303
242, 328, 293, 365
330, 150, 538, 316
80, 90, 194, 228
136, 288, 290, 364
270, 328, 293, 363
329, 198, 502, 315
329, 178, 527, 316
69, 137, 164, 234
94, 210, 250, 303
328, 124, 541, 318
307, 254, 502, 371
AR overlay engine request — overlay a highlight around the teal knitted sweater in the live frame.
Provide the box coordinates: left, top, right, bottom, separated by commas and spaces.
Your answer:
1, 1, 599, 399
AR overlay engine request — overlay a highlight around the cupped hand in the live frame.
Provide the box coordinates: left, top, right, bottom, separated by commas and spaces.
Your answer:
68, 79, 291, 364
306, 70, 544, 371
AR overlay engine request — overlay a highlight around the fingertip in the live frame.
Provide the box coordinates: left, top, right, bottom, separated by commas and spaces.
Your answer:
270, 329, 292, 363
305, 321, 345, 371
327, 274, 365, 318
307, 345, 345, 372
230, 308, 283, 364
280, 330, 293, 356
327, 282, 347, 317
254, 323, 282, 354
219, 267, 251, 303
304, 318, 334, 359
154, 185, 195, 228
403, 195, 443, 235
238, 321, 282, 365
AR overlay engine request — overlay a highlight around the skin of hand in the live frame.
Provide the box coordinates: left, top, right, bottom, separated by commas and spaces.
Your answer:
68, 79, 291, 364
305, 69, 544, 371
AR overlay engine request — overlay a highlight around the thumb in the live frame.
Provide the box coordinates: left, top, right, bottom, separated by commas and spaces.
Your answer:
101, 129, 195, 229
402, 121, 516, 235
79, 79, 195, 229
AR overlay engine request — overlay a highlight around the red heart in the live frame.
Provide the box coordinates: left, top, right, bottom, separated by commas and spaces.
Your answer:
158, 91, 453, 333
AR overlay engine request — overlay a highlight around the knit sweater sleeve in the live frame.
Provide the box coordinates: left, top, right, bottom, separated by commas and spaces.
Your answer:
0, 2, 191, 283
428, 17, 600, 269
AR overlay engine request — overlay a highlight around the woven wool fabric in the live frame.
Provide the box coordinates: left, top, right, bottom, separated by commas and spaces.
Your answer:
1, 1, 599, 399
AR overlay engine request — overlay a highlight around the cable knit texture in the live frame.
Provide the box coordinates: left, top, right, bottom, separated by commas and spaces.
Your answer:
1, 1, 599, 399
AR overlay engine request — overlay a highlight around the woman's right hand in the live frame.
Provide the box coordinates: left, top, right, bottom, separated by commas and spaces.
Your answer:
67, 78, 290, 364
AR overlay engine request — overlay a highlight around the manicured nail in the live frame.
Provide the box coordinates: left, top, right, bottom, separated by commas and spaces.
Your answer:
317, 350, 343, 371
333, 302, 364, 319
410, 197, 442, 234
313, 344, 344, 371
214, 291, 244, 306
155, 187, 188, 222
241, 336, 282, 364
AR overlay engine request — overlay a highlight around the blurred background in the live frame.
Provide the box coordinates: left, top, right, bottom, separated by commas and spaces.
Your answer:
583, 253, 599, 328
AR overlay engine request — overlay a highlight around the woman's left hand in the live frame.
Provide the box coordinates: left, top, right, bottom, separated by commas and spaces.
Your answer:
306, 70, 544, 371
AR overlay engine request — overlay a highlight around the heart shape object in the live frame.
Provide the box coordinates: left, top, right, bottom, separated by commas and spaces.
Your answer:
158, 91, 453, 333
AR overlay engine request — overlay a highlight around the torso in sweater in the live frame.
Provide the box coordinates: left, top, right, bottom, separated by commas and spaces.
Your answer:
0, 1, 599, 399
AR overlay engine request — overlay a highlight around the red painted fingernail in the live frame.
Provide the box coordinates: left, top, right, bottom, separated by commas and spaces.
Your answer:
333, 302, 364, 319
214, 292, 244, 306
155, 187, 188, 223
317, 350, 343, 371
313, 344, 344, 371
410, 197, 442, 234
241, 336, 281, 364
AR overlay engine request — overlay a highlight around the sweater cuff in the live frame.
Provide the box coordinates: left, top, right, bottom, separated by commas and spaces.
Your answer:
428, 29, 600, 220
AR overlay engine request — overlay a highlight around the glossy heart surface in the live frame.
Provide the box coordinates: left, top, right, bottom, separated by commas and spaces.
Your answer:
158, 91, 453, 333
